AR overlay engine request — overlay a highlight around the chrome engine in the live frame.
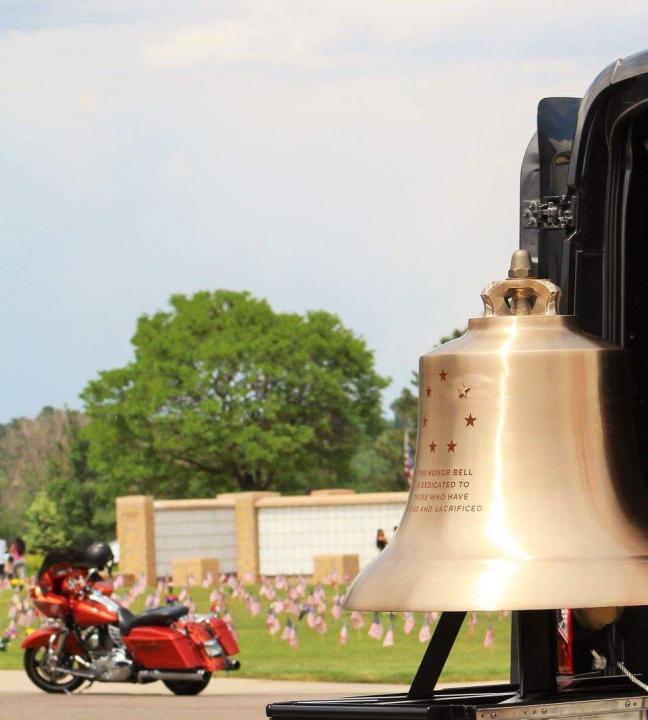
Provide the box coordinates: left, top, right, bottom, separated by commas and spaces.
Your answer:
91, 647, 132, 682
81, 625, 133, 682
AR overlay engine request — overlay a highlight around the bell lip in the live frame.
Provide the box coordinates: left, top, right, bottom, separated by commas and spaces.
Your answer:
342, 553, 648, 614
342, 586, 648, 613
341, 599, 648, 612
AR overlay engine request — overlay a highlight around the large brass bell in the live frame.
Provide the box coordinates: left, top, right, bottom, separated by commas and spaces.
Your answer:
344, 251, 648, 612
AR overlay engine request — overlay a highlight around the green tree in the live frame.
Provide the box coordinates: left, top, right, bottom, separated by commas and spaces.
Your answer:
439, 327, 465, 345
390, 372, 418, 431
81, 290, 388, 501
0, 407, 79, 532
24, 491, 66, 553
351, 378, 418, 492
46, 416, 113, 546
351, 329, 466, 492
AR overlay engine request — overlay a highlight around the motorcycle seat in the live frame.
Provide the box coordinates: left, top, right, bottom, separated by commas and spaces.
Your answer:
118, 604, 189, 635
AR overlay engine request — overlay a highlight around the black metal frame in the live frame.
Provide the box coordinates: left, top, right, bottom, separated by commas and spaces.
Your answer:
512, 610, 557, 698
408, 612, 466, 699
267, 610, 647, 720
408, 610, 556, 701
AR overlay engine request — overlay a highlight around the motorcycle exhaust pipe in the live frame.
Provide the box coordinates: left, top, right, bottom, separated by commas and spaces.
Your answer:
137, 669, 207, 683
56, 667, 98, 680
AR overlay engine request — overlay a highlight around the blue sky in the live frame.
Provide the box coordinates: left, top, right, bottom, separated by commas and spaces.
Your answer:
2, 1, 648, 422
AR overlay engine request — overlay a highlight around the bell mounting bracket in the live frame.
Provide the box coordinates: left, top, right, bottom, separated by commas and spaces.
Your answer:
521, 195, 575, 230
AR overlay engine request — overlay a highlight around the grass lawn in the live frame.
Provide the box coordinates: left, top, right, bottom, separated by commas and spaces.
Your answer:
0, 582, 510, 684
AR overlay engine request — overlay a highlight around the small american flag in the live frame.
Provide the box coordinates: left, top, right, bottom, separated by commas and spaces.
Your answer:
403, 429, 414, 486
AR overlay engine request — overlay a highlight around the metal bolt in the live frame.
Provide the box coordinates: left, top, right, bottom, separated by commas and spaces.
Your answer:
508, 249, 536, 278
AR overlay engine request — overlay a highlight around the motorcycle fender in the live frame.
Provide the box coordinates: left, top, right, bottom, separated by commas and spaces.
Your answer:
21, 627, 83, 655
22, 627, 55, 650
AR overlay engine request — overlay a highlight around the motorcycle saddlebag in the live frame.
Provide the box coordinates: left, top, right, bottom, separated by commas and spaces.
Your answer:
123, 625, 206, 669
209, 617, 239, 656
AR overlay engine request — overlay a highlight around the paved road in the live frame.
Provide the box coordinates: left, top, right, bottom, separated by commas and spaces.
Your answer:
0, 672, 410, 720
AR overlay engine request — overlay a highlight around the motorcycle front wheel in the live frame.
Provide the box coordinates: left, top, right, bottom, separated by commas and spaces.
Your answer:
24, 647, 85, 694
163, 672, 212, 696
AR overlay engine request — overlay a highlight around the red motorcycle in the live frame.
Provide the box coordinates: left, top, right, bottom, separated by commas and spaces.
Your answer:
22, 548, 240, 695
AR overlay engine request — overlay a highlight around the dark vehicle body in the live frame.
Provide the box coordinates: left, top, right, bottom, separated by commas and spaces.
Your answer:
267, 49, 648, 720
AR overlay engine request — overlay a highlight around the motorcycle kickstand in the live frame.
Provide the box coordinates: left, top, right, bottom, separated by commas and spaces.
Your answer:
71, 679, 95, 696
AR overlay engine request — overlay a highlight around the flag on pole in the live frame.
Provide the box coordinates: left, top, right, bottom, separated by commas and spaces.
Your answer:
403, 612, 415, 635
338, 622, 348, 645
483, 624, 495, 648
404, 429, 414, 487
418, 615, 431, 642
368, 612, 384, 640
383, 618, 394, 647
350, 611, 364, 630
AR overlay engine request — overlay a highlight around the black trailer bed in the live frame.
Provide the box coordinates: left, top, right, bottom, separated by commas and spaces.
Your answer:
267, 682, 648, 720
267, 684, 514, 720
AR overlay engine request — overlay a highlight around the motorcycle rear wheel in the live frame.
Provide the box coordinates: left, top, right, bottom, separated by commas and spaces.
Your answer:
24, 647, 85, 694
163, 672, 212, 695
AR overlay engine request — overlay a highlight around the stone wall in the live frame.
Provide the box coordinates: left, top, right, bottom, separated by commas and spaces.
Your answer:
116, 489, 408, 581
153, 498, 238, 577
257, 492, 406, 575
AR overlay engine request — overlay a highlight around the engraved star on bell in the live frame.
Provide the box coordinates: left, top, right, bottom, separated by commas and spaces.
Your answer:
457, 382, 470, 398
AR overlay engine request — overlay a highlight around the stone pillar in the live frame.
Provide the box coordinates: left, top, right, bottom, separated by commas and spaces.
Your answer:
116, 495, 156, 585
313, 554, 360, 583
172, 558, 220, 587
234, 492, 277, 583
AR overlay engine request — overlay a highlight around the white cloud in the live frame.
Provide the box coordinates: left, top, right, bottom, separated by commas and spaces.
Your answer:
1, 1, 648, 420
135, 0, 648, 71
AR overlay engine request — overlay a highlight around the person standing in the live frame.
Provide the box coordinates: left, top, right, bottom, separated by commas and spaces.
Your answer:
376, 529, 388, 552
0, 537, 6, 577
9, 537, 26, 579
